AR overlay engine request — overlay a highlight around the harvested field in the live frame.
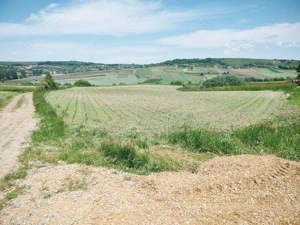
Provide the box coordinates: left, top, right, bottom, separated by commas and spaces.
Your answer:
46, 85, 289, 135
1, 155, 299, 224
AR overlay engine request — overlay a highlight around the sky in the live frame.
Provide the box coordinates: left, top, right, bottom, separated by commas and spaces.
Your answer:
0, 0, 299, 63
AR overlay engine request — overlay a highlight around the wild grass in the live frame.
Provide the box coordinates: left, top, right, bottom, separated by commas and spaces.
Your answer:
168, 128, 240, 155
179, 80, 293, 92
0, 186, 24, 210
174, 83, 300, 161
32, 88, 65, 142
101, 141, 150, 171
58, 177, 88, 192
233, 115, 300, 160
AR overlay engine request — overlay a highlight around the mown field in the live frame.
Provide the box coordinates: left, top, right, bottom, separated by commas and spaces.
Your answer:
46, 85, 289, 136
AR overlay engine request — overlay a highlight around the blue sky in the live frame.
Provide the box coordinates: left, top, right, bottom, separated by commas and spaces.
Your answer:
0, 0, 299, 63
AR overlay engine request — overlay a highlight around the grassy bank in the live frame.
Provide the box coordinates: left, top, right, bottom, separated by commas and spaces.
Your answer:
179, 81, 294, 92
174, 82, 300, 161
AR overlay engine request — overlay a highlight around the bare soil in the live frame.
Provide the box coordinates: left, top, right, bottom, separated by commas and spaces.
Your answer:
1, 155, 299, 224
0, 93, 37, 178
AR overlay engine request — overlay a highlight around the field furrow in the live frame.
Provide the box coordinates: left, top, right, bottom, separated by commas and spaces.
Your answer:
46, 85, 289, 135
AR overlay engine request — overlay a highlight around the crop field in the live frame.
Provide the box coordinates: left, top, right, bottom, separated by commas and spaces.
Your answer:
9, 64, 297, 86
53, 66, 297, 85
46, 85, 289, 136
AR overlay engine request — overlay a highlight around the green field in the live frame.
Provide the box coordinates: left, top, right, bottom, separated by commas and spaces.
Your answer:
52, 66, 297, 85
46, 85, 289, 136
6, 63, 297, 86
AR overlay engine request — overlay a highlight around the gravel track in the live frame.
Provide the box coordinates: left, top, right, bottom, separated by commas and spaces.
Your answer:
0, 93, 37, 178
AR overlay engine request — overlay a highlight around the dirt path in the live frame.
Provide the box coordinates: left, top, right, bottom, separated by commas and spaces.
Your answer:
1, 155, 299, 224
0, 93, 37, 178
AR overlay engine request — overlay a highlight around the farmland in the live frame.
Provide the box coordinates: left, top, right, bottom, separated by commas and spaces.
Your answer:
1, 0, 300, 222
1, 69, 300, 225
39, 65, 298, 85
46, 85, 289, 135
3, 58, 298, 86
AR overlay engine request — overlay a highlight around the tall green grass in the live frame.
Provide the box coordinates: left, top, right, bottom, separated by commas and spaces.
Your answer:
169, 128, 239, 155
233, 116, 300, 160
179, 81, 294, 92
32, 88, 65, 141
173, 83, 300, 161
101, 142, 150, 170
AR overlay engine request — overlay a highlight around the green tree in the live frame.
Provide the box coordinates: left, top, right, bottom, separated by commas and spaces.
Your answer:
74, 79, 92, 87
296, 63, 300, 79
40, 72, 58, 90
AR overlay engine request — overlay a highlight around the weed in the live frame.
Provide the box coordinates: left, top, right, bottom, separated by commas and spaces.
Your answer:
0, 186, 24, 210
100, 141, 150, 170
65, 177, 87, 191
168, 128, 239, 155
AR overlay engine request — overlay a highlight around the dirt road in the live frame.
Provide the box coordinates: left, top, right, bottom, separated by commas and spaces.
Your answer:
1, 155, 299, 224
0, 93, 37, 178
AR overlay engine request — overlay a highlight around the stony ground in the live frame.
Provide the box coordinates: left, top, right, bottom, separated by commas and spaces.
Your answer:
1, 155, 299, 225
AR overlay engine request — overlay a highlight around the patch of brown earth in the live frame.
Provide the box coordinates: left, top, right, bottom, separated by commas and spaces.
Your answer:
0, 155, 299, 224
0, 93, 38, 178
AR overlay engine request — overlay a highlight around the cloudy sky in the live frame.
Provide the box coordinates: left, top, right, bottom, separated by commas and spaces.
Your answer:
0, 0, 299, 63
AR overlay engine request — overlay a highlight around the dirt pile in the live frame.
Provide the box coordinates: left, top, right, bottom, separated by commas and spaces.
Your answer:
1, 155, 299, 224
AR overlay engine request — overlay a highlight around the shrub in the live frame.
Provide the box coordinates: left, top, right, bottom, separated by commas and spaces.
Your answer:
39, 73, 58, 90
202, 75, 244, 88
169, 128, 238, 154
296, 63, 300, 79
170, 80, 183, 85
100, 141, 150, 169
141, 79, 162, 84
74, 80, 92, 87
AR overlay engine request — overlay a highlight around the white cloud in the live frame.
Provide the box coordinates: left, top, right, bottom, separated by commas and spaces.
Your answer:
159, 22, 300, 53
0, 41, 172, 63
0, 0, 196, 37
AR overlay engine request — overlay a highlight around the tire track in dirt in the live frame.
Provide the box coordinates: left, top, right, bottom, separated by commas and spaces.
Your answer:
0, 93, 38, 178
0, 155, 299, 224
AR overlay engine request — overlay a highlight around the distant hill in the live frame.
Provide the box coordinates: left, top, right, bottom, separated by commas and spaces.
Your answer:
158, 58, 299, 69
0, 58, 299, 82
